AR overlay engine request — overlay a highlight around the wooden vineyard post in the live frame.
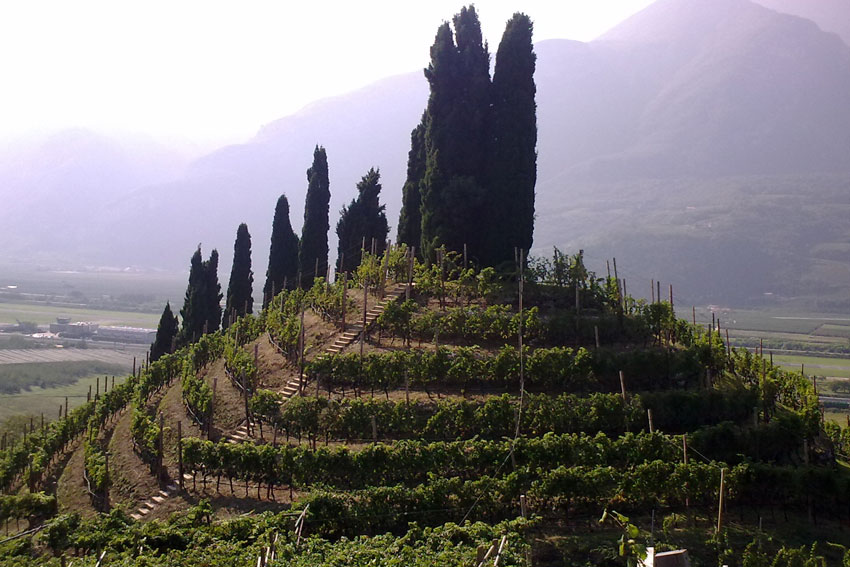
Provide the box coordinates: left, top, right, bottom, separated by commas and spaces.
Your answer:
299, 305, 306, 396
87, 385, 92, 403
619, 371, 627, 401
683, 434, 690, 509
716, 468, 726, 534
438, 248, 445, 310
157, 413, 165, 483
65, 396, 69, 419
520, 494, 528, 518
209, 377, 217, 440
380, 241, 390, 299
294, 504, 309, 547
647, 409, 654, 433
692, 306, 696, 326
177, 421, 184, 490
619, 371, 628, 432
407, 247, 415, 302
360, 275, 368, 361
341, 268, 348, 331
657, 280, 661, 307
243, 371, 251, 435
613, 258, 621, 307
651, 279, 655, 303
594, 325, 600, 349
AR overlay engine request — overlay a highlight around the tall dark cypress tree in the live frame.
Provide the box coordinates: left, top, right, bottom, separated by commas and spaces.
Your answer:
263, 194, 300, 307
488, 13, 537, 267
203, 249, 223, 335
298, 145, 330, 287
397, 116, 426, 251
420, 6, 491, 262
150, 302, 178, 362
222, 223, 254, 330
177, 246, 207, 346
337, 168, 390, 273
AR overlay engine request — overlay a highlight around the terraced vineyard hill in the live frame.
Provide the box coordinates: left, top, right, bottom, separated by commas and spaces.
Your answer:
1, 247, 848, 565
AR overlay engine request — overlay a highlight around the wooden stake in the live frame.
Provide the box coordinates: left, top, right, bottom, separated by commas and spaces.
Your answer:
619, 371, 627, 401
612, 258, 621, 306
360, 276, 368, 360
594, 325, 600, 349
341, 270, 348, 331
65, 396, 69, 418
406, 247, 414, 302
158, 413, 165, 483
299, 305, 306, 395
210, 377, 217, 440
243, 370, 251, 435
716, 468, 725, 534
657, 280, 661, 307
177, 421, 184, 489
651, 279, 655, 303
692, 306, 696, 326
647, 409, 654, 433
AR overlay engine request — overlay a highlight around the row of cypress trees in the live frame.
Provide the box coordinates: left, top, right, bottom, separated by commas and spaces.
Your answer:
398, 7, 537, 268
152, 6, 536, 359
151, 144, 375, 359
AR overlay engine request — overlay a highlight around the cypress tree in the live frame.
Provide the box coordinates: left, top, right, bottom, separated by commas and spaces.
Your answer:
488, 13, 537, 266
222, 223, 254, 330
203, 249, 223, 335
420, 6, 491, 262
263, 194, 300, 307
337, 168, 389, 273
397, 116, 426, 251
177, 246, 206, 346
298, 145, 331, 287
149, 302, 178, 362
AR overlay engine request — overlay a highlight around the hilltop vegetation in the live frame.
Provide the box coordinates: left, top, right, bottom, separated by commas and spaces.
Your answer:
0, 245, 847, 565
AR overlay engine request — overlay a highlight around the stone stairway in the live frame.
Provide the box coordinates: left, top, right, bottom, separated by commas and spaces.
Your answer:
278, 282, 409, 401
221, 282, 410, 445
224, 421, 251, 444
130, 484, 179, 521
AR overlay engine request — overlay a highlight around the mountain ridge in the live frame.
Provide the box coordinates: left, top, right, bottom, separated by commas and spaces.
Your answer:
2, 0, 849, 308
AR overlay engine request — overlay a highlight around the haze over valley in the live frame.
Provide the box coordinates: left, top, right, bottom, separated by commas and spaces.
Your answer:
2, 0, 849, 309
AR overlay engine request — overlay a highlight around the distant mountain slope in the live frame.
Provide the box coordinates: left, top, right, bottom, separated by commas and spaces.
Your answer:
752, 0, 850, 45
0, 129, 188, 263
2, 0, 849, 309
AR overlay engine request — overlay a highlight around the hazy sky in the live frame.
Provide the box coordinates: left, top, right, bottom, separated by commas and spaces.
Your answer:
0, 1, 654, 145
